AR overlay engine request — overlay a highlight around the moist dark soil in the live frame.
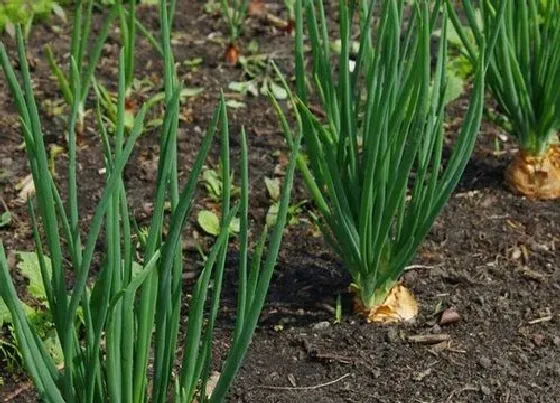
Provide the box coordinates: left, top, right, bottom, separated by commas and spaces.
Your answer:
1, 2, 559, 402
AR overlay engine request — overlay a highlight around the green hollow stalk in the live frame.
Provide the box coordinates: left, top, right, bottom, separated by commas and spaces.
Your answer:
149, 1, 184, 401
132, 1, 178, 397
233, 125, 249, 345
177, 96, 232, 403
131, 92, 188, 403
117, 0, 137, 90
196, 92, 232, 399
105, 49, 127, 403
1, 27, 69, 376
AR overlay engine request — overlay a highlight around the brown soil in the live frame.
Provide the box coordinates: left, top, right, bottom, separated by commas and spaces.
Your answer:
1, 2, 559, 403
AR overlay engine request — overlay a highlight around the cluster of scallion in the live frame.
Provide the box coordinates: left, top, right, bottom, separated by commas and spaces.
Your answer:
0, 1, 299, 402
449, 0, 560, 199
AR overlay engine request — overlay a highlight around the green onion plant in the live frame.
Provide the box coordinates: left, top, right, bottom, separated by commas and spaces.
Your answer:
448, 0, 560, 199
448, 0, 560, 157
221, 0, 249, 42
220, 0, 250, 63
280, 0, 502, 310
0, 2, 300, 402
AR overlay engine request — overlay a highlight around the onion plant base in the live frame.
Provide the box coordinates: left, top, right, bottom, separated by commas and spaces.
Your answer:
351, 285, 419, 324
505, 145, 560, 200
247, 0, 266, 17
224, 43, 240, 65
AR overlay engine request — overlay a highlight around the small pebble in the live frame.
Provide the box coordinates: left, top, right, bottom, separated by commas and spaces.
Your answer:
312, 321, 331, 331
386, 327, 399, 343
266, 371, 279, 381
440, 308, 461, 325
517, 353, 529, 364
532, 333, 546, 346
479, 356, 492, 370
402, 270, 418, 285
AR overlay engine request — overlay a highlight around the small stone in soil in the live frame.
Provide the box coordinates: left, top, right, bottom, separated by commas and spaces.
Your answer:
386, 327, 399, 343
532, 333, 546, 346
266, 371, 279, 381
478, 356, 492, 370
480, 385, 492, 396
517, 352, 529, 364
412, 368, 432, 381
440, 308, 461, 325
402, 270, 418, 285
312, 321, 331, 331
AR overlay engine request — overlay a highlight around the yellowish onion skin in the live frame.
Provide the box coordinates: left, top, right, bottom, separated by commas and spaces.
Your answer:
505, 145, 560, 200
352, 285, 418, 323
